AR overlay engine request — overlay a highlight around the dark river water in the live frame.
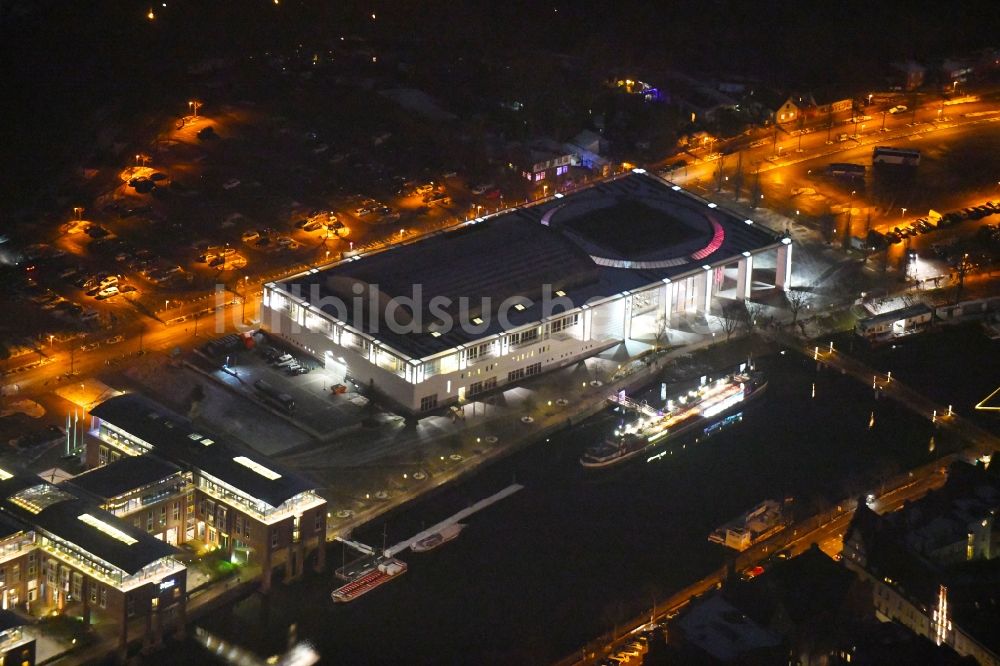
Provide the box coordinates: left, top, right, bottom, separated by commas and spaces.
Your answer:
147, 324, 996, 666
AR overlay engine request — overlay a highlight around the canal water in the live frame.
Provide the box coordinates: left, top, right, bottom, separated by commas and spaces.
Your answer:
152, 328, 993, 665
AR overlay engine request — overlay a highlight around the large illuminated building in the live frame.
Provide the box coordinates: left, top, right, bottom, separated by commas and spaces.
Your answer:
0, 468, 186, 656
85, 393, 328, 592
262, 171, 792, 414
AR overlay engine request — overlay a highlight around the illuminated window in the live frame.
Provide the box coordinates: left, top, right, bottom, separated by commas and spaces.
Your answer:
0, 468, 12, 481
78, 513, 139, 546
513, 303, 526, 311
232, 456, 282, 481
554, 290, 566, 297
471, 317, 483, 325
200, 438, 214, 447
9, 485, 74, 514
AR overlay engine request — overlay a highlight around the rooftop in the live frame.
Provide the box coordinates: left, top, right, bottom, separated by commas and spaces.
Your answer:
90, 393, 318, 509
66, 455, 183, 501
275, 171, 783, 359
0, 474, 177, 575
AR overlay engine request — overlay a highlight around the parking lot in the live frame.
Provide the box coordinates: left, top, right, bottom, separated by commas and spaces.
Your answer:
195, 333, 369, 441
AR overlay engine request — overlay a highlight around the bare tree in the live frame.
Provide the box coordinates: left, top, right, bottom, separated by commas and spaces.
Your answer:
741, 301, 764, 336
653, 314, 669, 351
720, 301, 745, 341
786, 288, 811, 325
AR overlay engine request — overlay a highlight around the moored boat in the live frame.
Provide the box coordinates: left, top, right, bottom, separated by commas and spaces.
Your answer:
580, 368, 766, 469
410, 523, 466, 553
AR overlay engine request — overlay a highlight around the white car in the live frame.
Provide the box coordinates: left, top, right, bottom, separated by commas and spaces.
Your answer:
96, 286, 119, 300
471, 183, 494, 195
889, 105, 907, 114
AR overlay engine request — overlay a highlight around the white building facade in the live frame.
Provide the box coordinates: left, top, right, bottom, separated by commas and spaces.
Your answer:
262, 172, 791, 414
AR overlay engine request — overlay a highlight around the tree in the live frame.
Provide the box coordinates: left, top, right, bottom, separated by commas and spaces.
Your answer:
720, 301, 745, 341
653, 315, 669, 351
741, 301, 764, 336
785, 288, 811, 325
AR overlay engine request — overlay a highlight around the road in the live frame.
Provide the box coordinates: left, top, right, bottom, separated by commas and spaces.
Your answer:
562, 457, 950, 666
561, 329, 999, 666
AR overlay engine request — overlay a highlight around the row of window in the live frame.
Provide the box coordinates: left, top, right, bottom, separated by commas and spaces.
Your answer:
468, 377, 498, 398
507, 362, 542, 383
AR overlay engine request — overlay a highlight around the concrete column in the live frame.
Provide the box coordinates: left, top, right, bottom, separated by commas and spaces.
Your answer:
736, 255, 754, 300
118, 598, 129, 662
142, 606, 153, 653
691, 275, 704, 314
82, 579, 91, 628
153, 604, 164, 648
622, 295, 633, 340
261, 539, 273, 594
175, 594, 187, 640
314, 538, 327, 573
582, 307, 593, 341
776, 243, 793, 291
704, 269, 713, 312
658, 282, 670, 322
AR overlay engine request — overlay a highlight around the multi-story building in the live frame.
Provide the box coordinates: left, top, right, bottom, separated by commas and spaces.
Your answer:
0, 469, 187, 655
67, 456, 190, 547
842, 461, 1000, 666
261, 171, 791, 414
0, 609, 35, 666
87, 393, 327, 591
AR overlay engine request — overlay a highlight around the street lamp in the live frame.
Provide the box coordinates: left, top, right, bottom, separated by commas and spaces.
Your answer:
901, 207, 907, 218
240, 276, 249, 324
73, 207, 83, 220
867, 93, 873, 105
188, 100, 201, 117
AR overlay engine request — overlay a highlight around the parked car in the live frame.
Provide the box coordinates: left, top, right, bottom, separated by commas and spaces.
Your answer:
889, 105, 908, 114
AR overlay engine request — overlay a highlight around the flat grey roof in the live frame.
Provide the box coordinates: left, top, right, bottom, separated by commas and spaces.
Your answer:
276, 172, 783, 359
66, 455, 182, 501
91, 393, 318, 509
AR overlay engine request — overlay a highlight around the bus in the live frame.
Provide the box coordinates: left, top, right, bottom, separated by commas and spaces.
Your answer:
254, 379, 296, 413
827, 163, 866, 178
872, 146, 921, 166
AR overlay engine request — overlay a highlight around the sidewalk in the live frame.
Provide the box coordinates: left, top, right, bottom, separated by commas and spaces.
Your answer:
308, 334, 732, 542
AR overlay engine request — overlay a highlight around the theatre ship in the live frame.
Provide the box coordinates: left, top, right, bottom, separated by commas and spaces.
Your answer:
580, 367, 767, 469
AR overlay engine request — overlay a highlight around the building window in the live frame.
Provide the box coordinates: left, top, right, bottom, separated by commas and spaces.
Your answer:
99, 445, 109, 466
172, 502, 180, 521
315, 512, 324, 533
271, 529, 279, 549
508, 368, 525, 382
127, 596, 135, 617
147, 514, 154, 532
550, 313, 579, 334
468, 377, 498, 397
466, 341, 494, 362
160, 505, 167, 526
90, 582, 98, 604
72, 572, 83, 600
525, 362, 542, 377
508, 328, 539, 347
534, 171, 545, 182
420, 394, 438, 412
556, 165, 568, 176
100, 587, 108, 609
